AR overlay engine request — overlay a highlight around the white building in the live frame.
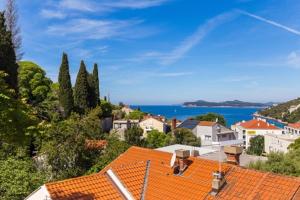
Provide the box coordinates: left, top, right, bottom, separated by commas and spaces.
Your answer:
264, 134, 299, 154
112, 119, 139, 140
284, 122, 300, 135
178, 119, 237, 146
139, 115, 168, 137
231, 118, 283, 148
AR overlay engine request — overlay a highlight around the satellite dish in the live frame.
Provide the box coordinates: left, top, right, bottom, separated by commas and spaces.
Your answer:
170, 152, 176, 167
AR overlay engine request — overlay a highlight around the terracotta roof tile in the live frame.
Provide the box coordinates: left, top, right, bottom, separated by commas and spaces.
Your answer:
288, 122, 300, 129
239, 119, 279, 130
85, 140, 108, 150
198, 121, 217, 126
45, 146, 300, 200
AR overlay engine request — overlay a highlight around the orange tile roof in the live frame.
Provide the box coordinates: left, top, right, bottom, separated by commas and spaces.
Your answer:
45, 146, 300, 200
288, 122, 300, 129
198, 121, 217, 126
85, 140, 108, 150
239, 119, 280, 130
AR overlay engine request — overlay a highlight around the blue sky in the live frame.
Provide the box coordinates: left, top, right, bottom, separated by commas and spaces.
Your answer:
1, 0, 300, 105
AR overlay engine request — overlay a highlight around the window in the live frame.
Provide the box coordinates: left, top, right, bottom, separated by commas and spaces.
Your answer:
205, 135, 211, 140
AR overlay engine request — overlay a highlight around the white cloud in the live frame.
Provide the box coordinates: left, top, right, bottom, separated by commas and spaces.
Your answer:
59, 0, 96, 12
41, 9, 66, 19
47, 18, 145, 40
159, 11, 238, 65
43, 0, 168, 17
157, 72, 193, 77
287, 51, 300, 68
238, 10, 300, 36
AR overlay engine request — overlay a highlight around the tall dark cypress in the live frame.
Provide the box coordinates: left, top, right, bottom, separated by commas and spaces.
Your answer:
58, 53, 74, 117
87, 73, 96, 108
0, 12, 18, 95
92, 63, 100, 105
74, 60, 89, 113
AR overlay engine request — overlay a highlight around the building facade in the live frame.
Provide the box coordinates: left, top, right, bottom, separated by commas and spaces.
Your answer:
231, 118, 283, 148
112, 119, 139, 140
264, 134, 299, 154
284, 122, 300, 135
139, 115, 168, 137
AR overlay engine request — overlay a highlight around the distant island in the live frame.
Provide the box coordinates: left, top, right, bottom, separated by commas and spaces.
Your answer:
183, 100, 274, 108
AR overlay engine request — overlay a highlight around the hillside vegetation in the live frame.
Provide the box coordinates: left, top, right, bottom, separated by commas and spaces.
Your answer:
259, 98, 300, 123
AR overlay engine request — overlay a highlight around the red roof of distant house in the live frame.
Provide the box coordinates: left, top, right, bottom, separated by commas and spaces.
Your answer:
288, 122, 300, 129
85, 140, 108, 150
198, 121, 216, 126
44, 146, 300, 200
239, 119, 279, 130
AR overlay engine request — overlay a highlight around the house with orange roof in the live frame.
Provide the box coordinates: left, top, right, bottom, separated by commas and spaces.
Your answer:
25, 146, 300, 200
284, 122, 300, 135
232, 118, 283, 148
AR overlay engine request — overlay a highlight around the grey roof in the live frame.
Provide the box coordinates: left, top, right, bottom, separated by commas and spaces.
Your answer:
177, 119, 199, 130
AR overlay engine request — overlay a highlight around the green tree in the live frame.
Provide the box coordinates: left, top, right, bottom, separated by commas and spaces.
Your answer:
93, 63, 100, 104
58, 53, 74, 117
146, 130, 172, 148
288, 137, 300, 150
74, 60, 89, 113
194, 113, 226, 126
125, 125, 144, 146
173, 128, 201, 146
88, 135, 130, 174
18, 61, 52, 104
126, 110, 145, 120
0, 72, 39, 145
0, 157, 46, 200
247, 135, 264, 156
100, 100, 113, 118
87, 73, 96, 108
0, 12, 18, 94
39, 113, 103, 180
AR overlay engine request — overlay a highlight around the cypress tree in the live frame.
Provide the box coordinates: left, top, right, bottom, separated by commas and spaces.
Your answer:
74, 60, 89, 113
87, 72, 96, 108
92, 63, 100, 105
0, 12, 18, 95
58, 53, 74, 117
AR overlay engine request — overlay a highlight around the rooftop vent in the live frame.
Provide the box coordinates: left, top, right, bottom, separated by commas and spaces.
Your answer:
211, 171, 226, 196
224, 146, 243, 165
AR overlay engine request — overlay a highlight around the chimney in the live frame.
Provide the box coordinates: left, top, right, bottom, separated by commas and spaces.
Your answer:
211, 171, 226, 196
171, 118, 177, 130
224, 146, 243, 165
191, 149, 199, 157
174, 149, 190, 175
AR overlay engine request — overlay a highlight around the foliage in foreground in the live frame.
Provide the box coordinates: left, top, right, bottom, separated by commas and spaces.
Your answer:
248, 139, 300, 177
247, 135, 264, 156
0, 157, 46, 200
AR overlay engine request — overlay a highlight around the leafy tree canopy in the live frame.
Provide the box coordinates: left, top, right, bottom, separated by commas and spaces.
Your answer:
18, 61, 52, 104
87, 134, 130, 174
174, 128, 201, 146
247, 135, 264, 156
145, 130, 172, 148
124, 125, 144, 146
126, 110, 145, 120
194, 113, 226, 126
0, 157, 46, 200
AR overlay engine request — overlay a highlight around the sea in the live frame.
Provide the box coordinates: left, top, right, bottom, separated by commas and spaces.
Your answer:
130, 105, 285, 128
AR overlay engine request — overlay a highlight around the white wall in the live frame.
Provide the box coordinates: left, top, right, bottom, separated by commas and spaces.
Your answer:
25, 185, 51, 200
264, 134, 298, 154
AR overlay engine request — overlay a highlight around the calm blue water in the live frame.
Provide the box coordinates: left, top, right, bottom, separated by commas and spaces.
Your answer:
131, 105, 262, 127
